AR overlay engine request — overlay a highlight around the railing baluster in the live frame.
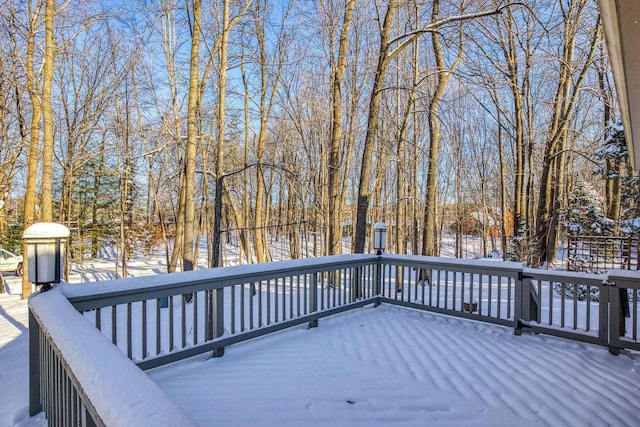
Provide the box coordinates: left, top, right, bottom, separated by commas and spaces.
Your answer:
461, 273, 465, 312
304, 274, 308, 314
438, 270, 449, 310
180, 294, 186, 348
63, 371, 68, 425
287, 276, 294, 319
340, 268, 345, 303
127, 303, 132, 359
497, 276, 501, 318
560, 283, 566, 328
169, 296, 174, 351
309, 272, 318, 328
436, 269, 441, 307
507, 277, 512, 319
231, 284, 236, 334
453, 271, 458, 311
469, 274, 475, 314
633, 290, 638, 341
142, 300, 147, 359
297, 275, 301, 317
193, 292, 198, 345
241, 285, 246, 332
266, 280, 271, 326
156, 298, 161, 356
548, 280, 553, 326
282, 276, 287, 320
332, 270, 337, 307
250, 284, 255, 330
479, 274, 484, 315
573, 282, 578, 330
258, 281, 263, 328
111, 305, 117, 346
586, 287, 591, 332
274, 278, 279, 323
320, 272, 325, 308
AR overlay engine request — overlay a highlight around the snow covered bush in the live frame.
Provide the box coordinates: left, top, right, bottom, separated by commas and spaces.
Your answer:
560, 181, 614, 236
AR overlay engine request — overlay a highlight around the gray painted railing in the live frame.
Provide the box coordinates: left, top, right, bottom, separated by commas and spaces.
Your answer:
377, 255, 522, 327
61, 255, 379, 370
28, 289, 196, 426
29, 254, 640, 425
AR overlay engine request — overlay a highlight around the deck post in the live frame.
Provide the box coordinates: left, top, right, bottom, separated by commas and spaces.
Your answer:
607, 283, 621, 355
309, 272, 318, 328
374, 258, 382, 307
212, 287, 225, 357
514, 270, 524, 334
28, 306, 42, 416
598, 283, 610, 348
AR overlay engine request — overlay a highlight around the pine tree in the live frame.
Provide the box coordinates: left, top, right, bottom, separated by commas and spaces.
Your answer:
561, 181, 614, 236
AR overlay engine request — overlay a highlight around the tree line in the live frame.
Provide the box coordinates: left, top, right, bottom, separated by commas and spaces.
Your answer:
1, 0, 637, 298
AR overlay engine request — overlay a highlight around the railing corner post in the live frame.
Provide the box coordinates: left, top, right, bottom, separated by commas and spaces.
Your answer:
374, 257, 382, 307
514, 270, 524, 332
599, 282, 610, 347
28, 306, 42, 416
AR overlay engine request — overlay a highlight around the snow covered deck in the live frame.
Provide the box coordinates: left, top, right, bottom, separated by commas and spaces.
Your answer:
25, 254, 640, 425
149, 304, 640, 427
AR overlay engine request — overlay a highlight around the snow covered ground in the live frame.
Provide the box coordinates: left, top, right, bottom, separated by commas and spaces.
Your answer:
2, 246, 640, 426
149, 303, 640, 426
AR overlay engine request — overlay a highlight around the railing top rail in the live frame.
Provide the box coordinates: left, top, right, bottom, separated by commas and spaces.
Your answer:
29, 289, 197, 426
380, 254, 523, 275
522, 267, 607, 285
62, 254, 378, 308
607, 268, 640, 287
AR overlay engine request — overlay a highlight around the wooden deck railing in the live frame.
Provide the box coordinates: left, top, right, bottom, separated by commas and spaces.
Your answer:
28, 254, 640, 426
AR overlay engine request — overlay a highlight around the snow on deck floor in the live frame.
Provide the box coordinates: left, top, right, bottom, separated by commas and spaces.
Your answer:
149, 304, 640, 427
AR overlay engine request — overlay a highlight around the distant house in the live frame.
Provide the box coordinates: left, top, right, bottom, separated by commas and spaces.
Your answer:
447, 208, 513, 238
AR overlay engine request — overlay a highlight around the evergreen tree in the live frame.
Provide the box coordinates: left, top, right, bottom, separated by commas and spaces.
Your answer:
561, 181, 614, 236
594, 120, 640, 234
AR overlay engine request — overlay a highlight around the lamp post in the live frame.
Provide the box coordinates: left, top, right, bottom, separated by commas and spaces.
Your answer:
372, 222, 386, 304
373, 222, 387, 255
22, 222, 70, 292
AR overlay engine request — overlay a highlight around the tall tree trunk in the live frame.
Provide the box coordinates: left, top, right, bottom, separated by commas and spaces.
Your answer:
503, 8, 526, 238
22, 0, 44, 299
40, 0, 55, 221
328, 0, 356, 256
496, 96, 508, 260
422, 0, 463, 256
169, 165, 185, 272
252, 0, 287, 262
182, 0, 201, 272
396, 37, 419, 256
241, 49, 252, 264
211, 0, 251, 267
211, 0, 231, 269
353, 0, 397, 253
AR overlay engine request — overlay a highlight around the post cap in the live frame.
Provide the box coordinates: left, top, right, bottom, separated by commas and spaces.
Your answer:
23, 222, 71, 240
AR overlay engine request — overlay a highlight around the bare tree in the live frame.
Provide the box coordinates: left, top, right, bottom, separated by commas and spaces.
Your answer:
40, 0, 55, 221
534, 1, 599, 266
22, 0, 44, 298
327, 0, 356, 256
